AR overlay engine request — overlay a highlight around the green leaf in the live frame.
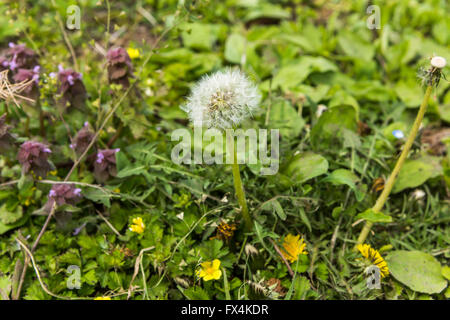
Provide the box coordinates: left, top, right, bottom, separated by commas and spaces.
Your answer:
323, 169, 358, 190
180, 23, 221, 51
355, 209, 392, 223
268, 99, 304, 138
392, 160, 435, 193
386, 251, 447, 294
271, 199, 286, 221
311, 105, 357, 149
83, 188, 112, 207
183, 286, 210, 300
282, 152, 328, 185
338, 31, 375, 61
224, 33, 246, 64
442, 266, 450, 281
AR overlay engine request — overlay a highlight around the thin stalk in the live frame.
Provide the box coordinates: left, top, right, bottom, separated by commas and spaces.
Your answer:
227, 133, 252, 231
355, 85, 433, 248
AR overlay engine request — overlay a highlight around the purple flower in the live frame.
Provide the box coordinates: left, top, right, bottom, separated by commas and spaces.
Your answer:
106, 47, 133, 88
12, 67, 40, 98
56, 65, 87, 108
45, 183, 83, 212
5, 43, 38, 71
17, 141, 52, 178
71, 123, 94, 155
94, 149, 120, 183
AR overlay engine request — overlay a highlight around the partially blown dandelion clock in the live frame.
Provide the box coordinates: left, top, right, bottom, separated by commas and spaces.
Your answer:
181, 69, 261, 129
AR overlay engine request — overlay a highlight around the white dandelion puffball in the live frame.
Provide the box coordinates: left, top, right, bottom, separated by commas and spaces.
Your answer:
181, 69, 261, 129
431, 56, 446, 69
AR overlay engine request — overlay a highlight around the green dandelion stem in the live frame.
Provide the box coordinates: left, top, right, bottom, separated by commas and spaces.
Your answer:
355, 85, 433, 249
227, 132, 253, 231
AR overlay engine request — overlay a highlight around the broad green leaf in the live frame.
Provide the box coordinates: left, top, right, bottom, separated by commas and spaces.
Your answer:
355, 209, 392, 223
386, 251, 447, 294
282, 152, 328, 184
224, 33, 246, 64
442, 266, 450, 281
268, 99, 304, 138
392, 160, 435, 193
323, 169, 358, 190
181, 23, 221, 51
311, 105, 357, 148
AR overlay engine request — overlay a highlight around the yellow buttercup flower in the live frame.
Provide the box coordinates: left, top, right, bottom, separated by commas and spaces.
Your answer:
196, 259, 222, 281
127, 47, 140, 59
357, 244, 389, 278
94, 296, 111, 300
129, 217, 145, 234
281, 234, 308, 263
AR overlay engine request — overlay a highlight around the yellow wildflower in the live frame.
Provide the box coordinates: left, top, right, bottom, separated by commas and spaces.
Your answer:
357, 244, 389, 278
127, 47, 140, 59
129, 217, 145, 234
281, 234, 308, 263
196, 259, 222, 281
94, 296, 111, 300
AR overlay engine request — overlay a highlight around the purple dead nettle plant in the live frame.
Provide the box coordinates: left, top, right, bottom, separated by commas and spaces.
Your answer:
55, 64, 87, 108
94, 148, 120, 183
106, 47, 133, 88
70, 121, 95, 156
0, 113, 13, 152
44, 183, 82, 212
17, 141, 52, 178
3, 43, 38, 72
12, 66, 40, 100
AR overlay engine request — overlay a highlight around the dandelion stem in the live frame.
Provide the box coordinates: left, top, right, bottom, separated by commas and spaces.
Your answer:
355, 85, 433, 248
227, 133, 252, 231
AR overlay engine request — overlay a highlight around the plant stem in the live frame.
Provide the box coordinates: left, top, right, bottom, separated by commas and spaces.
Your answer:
355, 85, 433, 248
227, 133, 252, 231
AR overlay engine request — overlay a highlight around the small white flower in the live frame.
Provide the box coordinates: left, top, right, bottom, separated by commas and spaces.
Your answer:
412, 189, 426, 200
181, 69, 261, 129
431, 56, 446, 69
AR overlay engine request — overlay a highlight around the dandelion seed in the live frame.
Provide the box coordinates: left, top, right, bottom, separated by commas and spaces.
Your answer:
181, 69, 261, 129
430, 56, 446, 69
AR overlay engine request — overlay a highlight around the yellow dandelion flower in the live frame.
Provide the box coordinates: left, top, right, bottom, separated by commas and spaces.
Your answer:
196, 259, 222, 281
357, 244, 389, 278
210, 221, 237, 241
281, 234, 308, 263
129, 217, 145, 234
94, 296, 111, 300
127, 47, 140, 59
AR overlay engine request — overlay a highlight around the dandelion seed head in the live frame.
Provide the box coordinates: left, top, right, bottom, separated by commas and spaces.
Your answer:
181, 69, 261, 130
431, 56, 446, 69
